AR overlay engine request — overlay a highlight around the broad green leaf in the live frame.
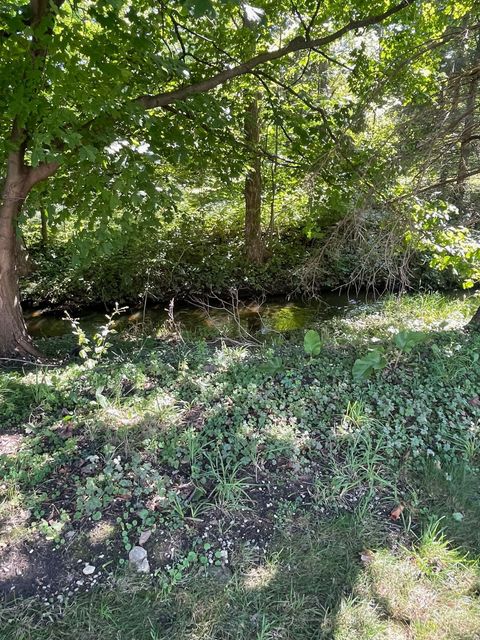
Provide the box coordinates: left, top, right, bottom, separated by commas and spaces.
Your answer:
394, 330, 427, 353
304, 329, 322, 356
352, 349, 387, 381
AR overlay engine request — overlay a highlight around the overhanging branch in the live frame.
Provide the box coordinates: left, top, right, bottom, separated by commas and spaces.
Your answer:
135, 0, 414, 111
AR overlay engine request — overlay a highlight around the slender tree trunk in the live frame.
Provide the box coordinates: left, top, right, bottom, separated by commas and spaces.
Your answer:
0, 157, 38, 358
41, 207, 48, 249
457, 72, 479, 184
16, 235, 33, 277
456, 37, 480, 202
268, 123, 279, 236
244, 97, 267, 265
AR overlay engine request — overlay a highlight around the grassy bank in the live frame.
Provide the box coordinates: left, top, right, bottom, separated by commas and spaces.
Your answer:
1, 293, 480, 639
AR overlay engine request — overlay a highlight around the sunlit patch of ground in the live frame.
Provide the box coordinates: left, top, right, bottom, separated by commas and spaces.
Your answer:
335, 533, 480, 639
0, 433, 24, 456
1, 293, 480, 638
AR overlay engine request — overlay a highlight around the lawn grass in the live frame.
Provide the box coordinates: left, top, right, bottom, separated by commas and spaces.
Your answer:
3, 508, 480, 639
1, 292, 480, 639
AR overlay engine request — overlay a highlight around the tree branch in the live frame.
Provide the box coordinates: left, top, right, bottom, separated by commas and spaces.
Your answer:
0, 0, 65, 38
135, 0, 414, 110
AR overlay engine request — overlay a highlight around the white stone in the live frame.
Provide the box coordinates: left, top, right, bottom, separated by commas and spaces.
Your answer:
82, 564, 95, 575
128, 546, 150, 573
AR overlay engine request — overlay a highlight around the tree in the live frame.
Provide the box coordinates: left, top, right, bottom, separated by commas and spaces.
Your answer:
244, 94, 266, 264
242, 4, 266, 265
0, 0, 462, 357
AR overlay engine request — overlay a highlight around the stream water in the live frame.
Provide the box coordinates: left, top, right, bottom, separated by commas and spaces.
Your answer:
24, 292, 376, 339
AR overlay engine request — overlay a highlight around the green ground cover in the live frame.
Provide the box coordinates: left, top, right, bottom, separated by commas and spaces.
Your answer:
1, 292, 480, 639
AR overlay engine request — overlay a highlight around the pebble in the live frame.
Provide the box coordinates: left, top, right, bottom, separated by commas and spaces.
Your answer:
139, 530, 152, 545
128, 546, 150, 573
82, 564, 95, 575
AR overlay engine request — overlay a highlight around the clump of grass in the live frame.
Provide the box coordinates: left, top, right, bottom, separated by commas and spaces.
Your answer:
204, 451, 251, 512
337, 522, 480, 640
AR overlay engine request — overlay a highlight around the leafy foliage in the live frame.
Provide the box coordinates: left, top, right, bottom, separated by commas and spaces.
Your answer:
303, 329, 322, 357
352, 349, 387, 381
394, 329, 428, 353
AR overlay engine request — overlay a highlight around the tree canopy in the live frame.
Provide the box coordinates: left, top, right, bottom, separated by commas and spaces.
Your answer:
1, 0, 480, 356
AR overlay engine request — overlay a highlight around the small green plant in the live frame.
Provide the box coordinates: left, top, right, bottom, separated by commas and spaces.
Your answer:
65, 303, 126, 367
258, 356, 283, 377
304, 329, 322, 357
204, 452, 251, 512
352, 348, 387, 381
338, 400, 376, 435
394, 329, 427, 353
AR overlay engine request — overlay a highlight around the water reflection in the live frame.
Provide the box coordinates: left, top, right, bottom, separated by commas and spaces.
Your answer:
25, 293, 371, 339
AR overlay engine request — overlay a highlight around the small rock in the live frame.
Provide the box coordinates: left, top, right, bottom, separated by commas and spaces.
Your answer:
203, 363, 218, 373
219, 550, 228, 562
139, 530, 152, 546
129, 546, 150, 573
129, 546, 147, 562
82, 564, 95, 576
207, 565, 232, 584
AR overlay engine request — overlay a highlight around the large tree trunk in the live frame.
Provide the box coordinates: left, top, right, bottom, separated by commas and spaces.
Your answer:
467, 304, 480, 329
0, 161, 38, 359
0, 143, 57, 359
244, 97, 267, 265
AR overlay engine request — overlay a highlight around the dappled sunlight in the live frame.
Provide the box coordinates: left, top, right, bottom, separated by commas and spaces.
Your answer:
88, 521, 116, 545
327, 292, 480, 346
1, 291, 480, 638
270, 304, 318, 332
333, 535, 480, 640
241, 561, 279, 591
0, 433, 24, 456
2, 0, 480, 633
334, 597, 409, 640
0, 492, 32, 547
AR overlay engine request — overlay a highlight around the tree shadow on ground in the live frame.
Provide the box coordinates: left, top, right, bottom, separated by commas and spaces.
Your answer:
1, 325, 480, 638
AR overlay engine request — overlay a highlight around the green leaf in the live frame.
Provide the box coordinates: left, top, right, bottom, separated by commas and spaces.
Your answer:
394, 330, 427, 353
95, 386, 109, 409
304, 329, 322, 357
452, 512, 464, 522
259, 356, 283, 377
352, 349, 387, 381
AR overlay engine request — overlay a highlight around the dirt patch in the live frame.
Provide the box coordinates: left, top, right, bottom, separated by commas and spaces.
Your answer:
0, 433, 24, 456
0, 462, 404, 603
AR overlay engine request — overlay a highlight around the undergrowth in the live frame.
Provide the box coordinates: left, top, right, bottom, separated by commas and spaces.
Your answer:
1, 292, 480, 639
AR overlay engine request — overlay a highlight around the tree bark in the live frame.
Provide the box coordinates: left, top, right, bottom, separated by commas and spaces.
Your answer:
0, 137, 58, 359
467, 304, 480, 329
456, 36, 480, 201
244, 97, 267, 265
0, 155, 39, 359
